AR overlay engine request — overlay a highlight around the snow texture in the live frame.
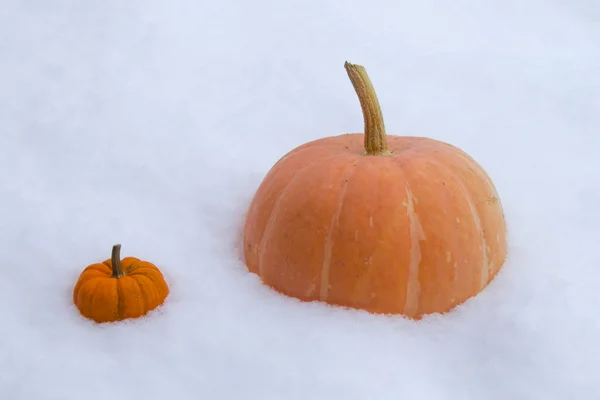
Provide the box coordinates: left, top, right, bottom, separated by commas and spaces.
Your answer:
1, 0, 599, 399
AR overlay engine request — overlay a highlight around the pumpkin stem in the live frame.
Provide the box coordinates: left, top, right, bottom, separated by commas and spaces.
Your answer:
344, 61, 389, 155
111, 244, 125, 278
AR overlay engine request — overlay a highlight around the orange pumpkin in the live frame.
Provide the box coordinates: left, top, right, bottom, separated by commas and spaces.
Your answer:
243, 62, 507, 319
73, 244, 169, 323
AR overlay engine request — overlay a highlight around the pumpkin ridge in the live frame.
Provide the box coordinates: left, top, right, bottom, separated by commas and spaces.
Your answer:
127, 266, 161, 276
460, 180, 489, 288
430, 156, 490, 290
73, 276, 103, 309
81, 263, 111, 277
132, 268, 169, 296
90, 277, 117, 322
257, 152, 347, 277
407, 155, 463, 305
388, 155, 424, 316
121, 257, 142, 273
133, 274, 161, 311
75, 277, 104, 298
123, 260, 141, 275
76, 278, 103, 319
403, 182, 426, 317
452, 149, 503, 215
127, 276, 147, 316
116, 277, 125, 320
320, 157, 361, 301
77, 267, 109, 284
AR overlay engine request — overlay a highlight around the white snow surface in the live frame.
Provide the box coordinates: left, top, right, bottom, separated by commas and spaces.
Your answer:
1, 1, 599, 399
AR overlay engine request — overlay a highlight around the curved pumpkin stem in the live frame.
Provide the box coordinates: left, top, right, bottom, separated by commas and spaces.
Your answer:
344, 61, 389, 155
111, 244, 125, 278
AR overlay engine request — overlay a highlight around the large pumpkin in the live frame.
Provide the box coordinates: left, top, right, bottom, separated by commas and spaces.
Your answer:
243, 62, 507, 319
73, 244, 169, 323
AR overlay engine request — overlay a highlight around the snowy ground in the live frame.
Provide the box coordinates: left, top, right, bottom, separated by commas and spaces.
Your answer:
1, 1, 599, 399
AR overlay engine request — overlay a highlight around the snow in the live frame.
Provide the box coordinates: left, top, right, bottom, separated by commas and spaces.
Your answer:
1, 0, 599, 399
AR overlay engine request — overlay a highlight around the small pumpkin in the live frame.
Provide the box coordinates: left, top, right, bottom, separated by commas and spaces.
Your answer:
73, 244, 169, 323
243, 62, 507, 319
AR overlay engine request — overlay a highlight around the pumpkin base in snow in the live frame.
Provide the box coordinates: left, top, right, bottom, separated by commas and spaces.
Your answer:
243, 62, 507, 319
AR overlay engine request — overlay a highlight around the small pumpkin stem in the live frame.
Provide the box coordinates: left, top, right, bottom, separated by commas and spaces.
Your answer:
344, 61, 389, 155
111, 244, 125, 278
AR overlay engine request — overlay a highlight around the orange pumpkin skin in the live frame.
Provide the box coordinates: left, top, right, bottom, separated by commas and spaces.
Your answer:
73, 247, 169, 323
243, 63, 507, 319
